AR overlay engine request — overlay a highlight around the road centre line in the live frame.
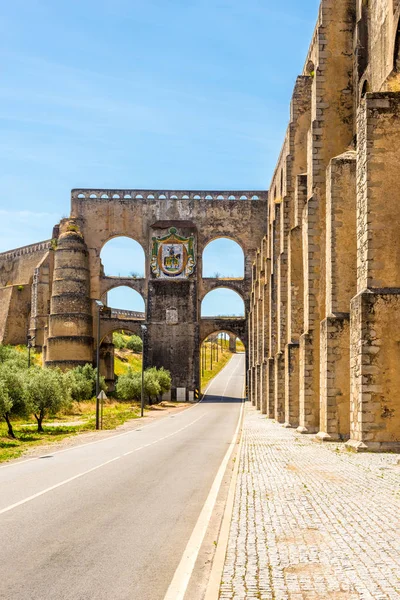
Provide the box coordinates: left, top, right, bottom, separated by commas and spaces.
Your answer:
0, 353, 239, 471
163, 357, 244, 600
0, 389, 203, 471
0, 413, 206, 517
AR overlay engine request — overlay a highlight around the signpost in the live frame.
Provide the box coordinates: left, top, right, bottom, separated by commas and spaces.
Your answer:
97, 390, 107, 430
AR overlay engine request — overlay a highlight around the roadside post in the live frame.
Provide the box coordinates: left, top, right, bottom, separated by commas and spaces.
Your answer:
140, 324, 147, 417
98, 390, 107, 429
95, 300, 104, 430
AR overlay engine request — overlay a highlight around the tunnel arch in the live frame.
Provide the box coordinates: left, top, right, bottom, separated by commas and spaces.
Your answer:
394, 16, 400, 71
100, 236, 146, 278
200, 329, 246, 348
202, 237, 245, 279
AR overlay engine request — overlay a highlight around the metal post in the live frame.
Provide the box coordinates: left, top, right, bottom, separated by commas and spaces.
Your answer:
95, 305, 101, 431
27, 335, 31, 369
140, 324, 147, 417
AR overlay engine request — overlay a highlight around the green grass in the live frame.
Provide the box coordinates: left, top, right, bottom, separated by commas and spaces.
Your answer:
200, 341, 234, 391
114, 349, 142, 375
0, 399, 143, 464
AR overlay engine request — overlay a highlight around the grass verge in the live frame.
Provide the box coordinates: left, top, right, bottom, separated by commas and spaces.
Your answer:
0, 399, 142, 463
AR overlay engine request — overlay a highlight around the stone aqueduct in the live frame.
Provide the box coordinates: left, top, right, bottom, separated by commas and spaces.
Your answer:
0, 189, 267, 395
2, 0, 400, 450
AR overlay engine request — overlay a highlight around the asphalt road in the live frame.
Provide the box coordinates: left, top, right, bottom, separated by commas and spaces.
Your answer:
0, 354, 245, 600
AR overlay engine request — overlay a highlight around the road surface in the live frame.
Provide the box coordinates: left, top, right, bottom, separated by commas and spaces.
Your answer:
0, 353, 245, 600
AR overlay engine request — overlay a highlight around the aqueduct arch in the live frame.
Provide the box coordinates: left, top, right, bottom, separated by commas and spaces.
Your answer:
16, 189, 267, 398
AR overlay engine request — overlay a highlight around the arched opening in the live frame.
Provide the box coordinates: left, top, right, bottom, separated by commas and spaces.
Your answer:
201, 288, 245, 317
105, 286, 145, 314
99, 326, 143, 392
361, 79, 370, 98
202, 238, 245, 279
394, 18, 400, 72
100, 237, 145, 278
200, 331, 245, 391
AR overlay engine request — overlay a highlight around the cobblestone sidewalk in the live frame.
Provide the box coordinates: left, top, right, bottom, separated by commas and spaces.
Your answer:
220, 405, 400, 600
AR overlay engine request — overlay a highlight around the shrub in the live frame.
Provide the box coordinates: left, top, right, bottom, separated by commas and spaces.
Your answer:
125, 335, 143, 353
65, 363, 106, 400
116, 366, 171, 404
113, 332, 127, 349
116, 370, 141, 400
65, 370, 93, 402
0, 345, 29, 369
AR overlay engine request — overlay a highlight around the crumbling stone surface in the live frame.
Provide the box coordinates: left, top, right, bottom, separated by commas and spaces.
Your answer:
249, 0, 400, 449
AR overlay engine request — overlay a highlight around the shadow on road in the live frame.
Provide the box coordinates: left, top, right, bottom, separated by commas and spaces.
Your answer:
202, 395, 244, 404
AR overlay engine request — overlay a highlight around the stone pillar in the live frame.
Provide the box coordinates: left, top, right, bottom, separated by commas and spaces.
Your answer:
285, 178, 305, 427
266, 357, 275, 419
347, 93, 400, 451
298, 195, 320, 433
318, 151, 356, 441
274, 352, 285, 422
46, 220, 93, 369
284, 343, 300, 427
229, 334, 237, 353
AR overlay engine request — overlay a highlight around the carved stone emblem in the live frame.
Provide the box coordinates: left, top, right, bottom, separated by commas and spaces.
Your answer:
151, 228, 195, 279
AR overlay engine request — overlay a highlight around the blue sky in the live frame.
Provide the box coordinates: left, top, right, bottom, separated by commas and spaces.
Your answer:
0, 0, 319, 314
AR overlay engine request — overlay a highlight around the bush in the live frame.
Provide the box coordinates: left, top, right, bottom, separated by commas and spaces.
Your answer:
0, 345, 29, 370
25, 368, 70, 432
113, 332, 127, 349
65, 363, 106, 401
125, 335, 143, 353
116, 370, 142, 400
65, 370, 93, 402
116, 366, 171, 404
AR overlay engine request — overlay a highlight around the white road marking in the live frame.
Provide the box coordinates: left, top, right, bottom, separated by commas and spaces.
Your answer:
163, 357, 244, 600
204, 379, 246, 600
0, 414, 205, 516
0, 352, 241, 472
0, 395, 201, 471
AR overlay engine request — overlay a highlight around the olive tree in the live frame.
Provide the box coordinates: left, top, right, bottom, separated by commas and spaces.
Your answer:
0, 365, 28, 438
25, 368, 70, 432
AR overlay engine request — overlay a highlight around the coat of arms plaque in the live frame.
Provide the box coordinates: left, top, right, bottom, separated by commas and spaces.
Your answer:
150, 228, 196, 279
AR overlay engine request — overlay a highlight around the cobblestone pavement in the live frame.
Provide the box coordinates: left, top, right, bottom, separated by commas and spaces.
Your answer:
220, 404, 400, 600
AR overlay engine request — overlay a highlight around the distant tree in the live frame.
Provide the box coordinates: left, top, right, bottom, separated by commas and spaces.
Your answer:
113, 332, 127, 349
125, 335, 143, 353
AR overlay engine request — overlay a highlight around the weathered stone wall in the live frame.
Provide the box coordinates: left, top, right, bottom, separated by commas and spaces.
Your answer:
249, 0, 400, 450
0, 190, 266, 399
